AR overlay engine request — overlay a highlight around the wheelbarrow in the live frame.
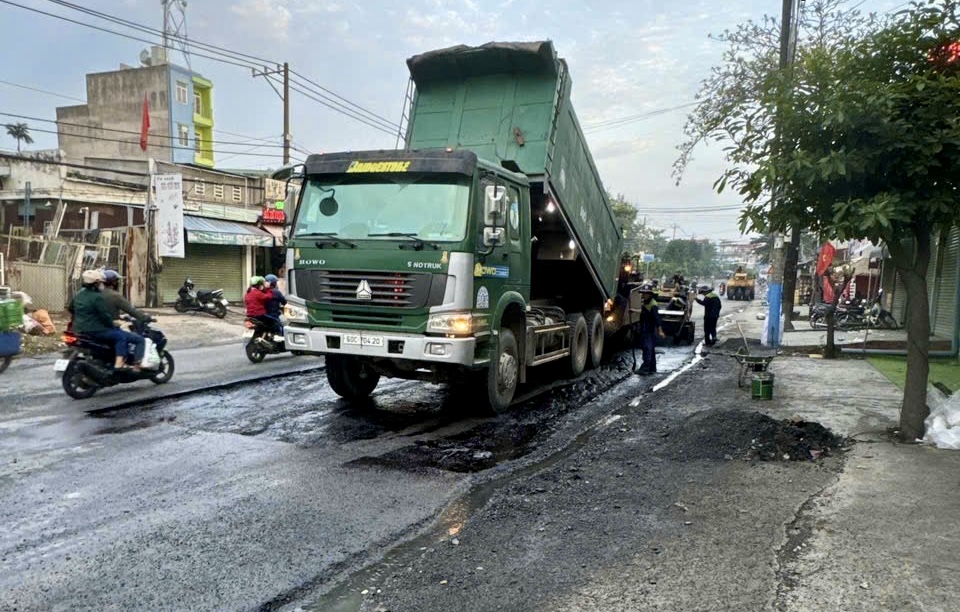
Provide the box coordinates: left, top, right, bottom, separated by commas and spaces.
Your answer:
732, 347, 775, 388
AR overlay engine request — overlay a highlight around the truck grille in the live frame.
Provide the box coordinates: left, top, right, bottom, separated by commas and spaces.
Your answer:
292, 269, 445, 309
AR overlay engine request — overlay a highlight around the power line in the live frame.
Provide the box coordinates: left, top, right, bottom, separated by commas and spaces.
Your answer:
0, 80, 301, 151
0, 152, 299, 182
0, 0, 259, 70
289, 69, 400, 130
40, 0, 274, 66
0, 111, 291, 149
633, 205, 743, 213
583, 102, 699, 133
277, 77, 397, 137
22, 125, 288, 159
8, 0, 399, 136
0, 79, 85, 102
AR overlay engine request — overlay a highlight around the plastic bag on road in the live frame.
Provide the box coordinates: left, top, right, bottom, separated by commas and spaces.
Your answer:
924, 389, 960, 450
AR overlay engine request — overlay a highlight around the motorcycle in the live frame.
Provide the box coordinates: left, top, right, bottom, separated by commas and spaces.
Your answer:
809, 291, 898, 331
174, 278, 228, 319
55, 316, 175, 399
244, 317, 292, 363
838, 290, 898, 330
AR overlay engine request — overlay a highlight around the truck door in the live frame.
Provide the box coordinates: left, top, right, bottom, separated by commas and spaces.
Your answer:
476, 177, 529, 311
504, 183, 530, 298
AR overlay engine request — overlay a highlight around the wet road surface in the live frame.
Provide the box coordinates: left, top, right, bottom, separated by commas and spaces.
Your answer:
0, 335, 700, 612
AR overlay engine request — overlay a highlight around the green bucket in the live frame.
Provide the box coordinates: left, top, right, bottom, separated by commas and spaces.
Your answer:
751, 372, 774, 400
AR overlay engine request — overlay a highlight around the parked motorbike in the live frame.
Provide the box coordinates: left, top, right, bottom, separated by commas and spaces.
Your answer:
56, 316, 175, 399
174, 278, 228, 319
809, 290, 897, 331
244, 317, 290, 363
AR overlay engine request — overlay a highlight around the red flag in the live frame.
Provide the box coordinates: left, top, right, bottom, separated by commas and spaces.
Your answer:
815, 242, 836, 277
822, 277, 835, 303
139, 93, 150, 152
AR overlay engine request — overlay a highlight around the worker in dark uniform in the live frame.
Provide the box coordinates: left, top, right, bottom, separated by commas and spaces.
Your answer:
696, 285, 722, 346
636, 287, 666, 375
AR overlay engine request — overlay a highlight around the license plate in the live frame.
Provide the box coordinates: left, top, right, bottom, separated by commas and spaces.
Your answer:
342, 334, 384, 347
242, 330, 254, 339
220, 299, 229, 305
53, 359, 70, 373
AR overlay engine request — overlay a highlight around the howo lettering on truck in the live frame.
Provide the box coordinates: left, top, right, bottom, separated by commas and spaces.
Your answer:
282, 41, 639, 411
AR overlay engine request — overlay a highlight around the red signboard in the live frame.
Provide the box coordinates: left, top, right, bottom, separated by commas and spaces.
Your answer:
261, 207, 286, 224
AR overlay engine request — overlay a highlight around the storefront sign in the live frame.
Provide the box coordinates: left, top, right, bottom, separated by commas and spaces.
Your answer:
264, 178, 286, 202
153, 173, 185, 258
186, 230, 273, 247
261, 206, 286, 224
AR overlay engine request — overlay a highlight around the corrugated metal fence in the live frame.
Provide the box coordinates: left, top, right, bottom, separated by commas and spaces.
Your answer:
4, 262, 69, 311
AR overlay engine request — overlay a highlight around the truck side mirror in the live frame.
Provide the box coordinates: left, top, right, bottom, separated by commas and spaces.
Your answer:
484, 185, 506, 226
483, 226, 505, 247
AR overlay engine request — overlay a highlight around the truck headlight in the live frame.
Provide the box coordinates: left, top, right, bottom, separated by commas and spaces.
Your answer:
284, 298, 309, 324
428, 312, 474, 335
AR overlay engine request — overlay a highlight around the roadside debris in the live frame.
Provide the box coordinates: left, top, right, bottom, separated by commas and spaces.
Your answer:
666, 410, 848, 462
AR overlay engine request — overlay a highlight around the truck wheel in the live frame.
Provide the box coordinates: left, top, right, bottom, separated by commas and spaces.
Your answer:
584, 310, 604, 370
327, 354, 380, 401
566, 314, 588, 377
487, 328, 519, 413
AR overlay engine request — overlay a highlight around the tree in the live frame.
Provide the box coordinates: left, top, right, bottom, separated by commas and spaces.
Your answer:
680, 1, 960, 441
674, 0, 877, 330
4, 122, 33, 152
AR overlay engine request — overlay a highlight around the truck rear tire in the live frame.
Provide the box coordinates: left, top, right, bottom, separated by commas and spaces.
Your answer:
584, 309, 604, 370
327, 354, 380, 401
566, 314, 588, 377
487, 328, 519, 413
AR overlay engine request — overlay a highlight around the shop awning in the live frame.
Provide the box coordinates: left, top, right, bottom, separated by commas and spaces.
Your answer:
261, 224, 286, 246
183, 215, 275, 247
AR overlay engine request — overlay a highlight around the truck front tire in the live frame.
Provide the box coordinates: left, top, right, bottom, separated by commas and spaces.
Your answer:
487, 328, 519, 413
585, 310, 604, 370
327, 354, 380, 401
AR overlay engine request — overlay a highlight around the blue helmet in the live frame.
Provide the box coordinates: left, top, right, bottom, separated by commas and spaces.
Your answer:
264, 274, 279, 285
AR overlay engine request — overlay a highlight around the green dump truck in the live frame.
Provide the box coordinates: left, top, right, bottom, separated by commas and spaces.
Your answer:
282, 41, 629, 411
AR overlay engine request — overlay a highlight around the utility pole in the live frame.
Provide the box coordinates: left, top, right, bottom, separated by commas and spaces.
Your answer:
283, 62, 291, 166
253, 62, 291, 165
766, 0, 800, 348
145, 158, 158, 307
672, 223, 678, 241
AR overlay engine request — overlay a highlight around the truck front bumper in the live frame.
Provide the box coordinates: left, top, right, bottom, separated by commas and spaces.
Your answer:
284, 325, 477, 366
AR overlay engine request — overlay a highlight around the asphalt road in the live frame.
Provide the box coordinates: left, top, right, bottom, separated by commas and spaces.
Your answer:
0, 327, 703, 612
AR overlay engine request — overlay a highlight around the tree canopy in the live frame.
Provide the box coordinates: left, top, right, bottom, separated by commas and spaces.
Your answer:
4, 122, 33, 153
675, 0, 960, 440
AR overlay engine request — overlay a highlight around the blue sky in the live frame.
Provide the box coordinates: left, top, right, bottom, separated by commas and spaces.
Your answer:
0, 0, 905, 242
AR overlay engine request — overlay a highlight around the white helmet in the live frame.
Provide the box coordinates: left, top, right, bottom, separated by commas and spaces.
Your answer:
82, 269, 104, 285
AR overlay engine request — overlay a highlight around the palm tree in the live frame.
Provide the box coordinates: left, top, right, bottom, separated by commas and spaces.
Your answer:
5, 122, 34, 152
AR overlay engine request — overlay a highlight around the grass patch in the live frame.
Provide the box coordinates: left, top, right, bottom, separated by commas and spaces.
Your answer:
868, 356, 960, 393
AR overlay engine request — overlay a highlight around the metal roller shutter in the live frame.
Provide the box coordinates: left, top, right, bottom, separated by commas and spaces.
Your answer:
891, 268, 907, 324
158, 243, 245, 303
934, 227, 959, 339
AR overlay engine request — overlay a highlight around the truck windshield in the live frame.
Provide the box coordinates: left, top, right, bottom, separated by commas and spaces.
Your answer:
293, 175, 471, 242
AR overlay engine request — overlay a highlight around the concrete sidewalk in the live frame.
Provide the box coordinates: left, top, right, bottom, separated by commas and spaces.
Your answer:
724, 299, 960, 610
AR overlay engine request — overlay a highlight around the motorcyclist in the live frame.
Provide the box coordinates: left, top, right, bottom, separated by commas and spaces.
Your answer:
696, 285, 722, 346
67, 270, 138, 371
244, 276, 279, 334
264, 273, 287, 335
100, 269, 151, 367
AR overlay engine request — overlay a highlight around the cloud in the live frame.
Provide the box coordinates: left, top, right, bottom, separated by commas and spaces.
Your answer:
229, 0, 292, 39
